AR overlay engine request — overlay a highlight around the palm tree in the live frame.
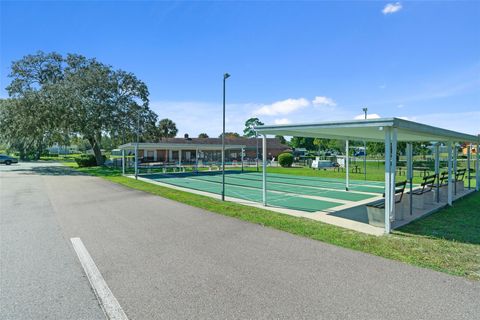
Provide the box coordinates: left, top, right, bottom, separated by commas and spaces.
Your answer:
157, 118, 178, 140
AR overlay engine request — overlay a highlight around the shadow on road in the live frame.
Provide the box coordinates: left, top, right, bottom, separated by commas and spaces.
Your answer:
8, 165, 87, 176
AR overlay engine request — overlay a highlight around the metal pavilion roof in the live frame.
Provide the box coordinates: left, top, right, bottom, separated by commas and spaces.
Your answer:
254, 118, 479, 143
118, 142, 246, 151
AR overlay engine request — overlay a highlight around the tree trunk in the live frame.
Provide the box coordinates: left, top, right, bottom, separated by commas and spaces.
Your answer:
19, 148, 27, 161
87, 137, 104, 166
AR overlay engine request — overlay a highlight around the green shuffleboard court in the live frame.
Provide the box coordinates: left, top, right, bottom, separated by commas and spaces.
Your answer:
141, 171, 384, 213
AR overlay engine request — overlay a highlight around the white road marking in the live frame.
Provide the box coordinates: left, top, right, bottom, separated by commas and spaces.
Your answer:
71, 237, 128, 320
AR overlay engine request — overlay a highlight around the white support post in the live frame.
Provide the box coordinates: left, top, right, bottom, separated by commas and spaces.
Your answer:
434, 143, 440, 203
476, 141, 479, 192
122, 149, 125, 175
467, 144, 471, 190
453, 144, 458, 195
134, 143, 139, 179
384, 127, 392, 234
195, 147, 199, 173
345, 140, 350, 191
241, 147, 244, 172
390, 128, 397, 221
262, 135, 267, 206
406, 143, 413, 215
447, 142, 453, 206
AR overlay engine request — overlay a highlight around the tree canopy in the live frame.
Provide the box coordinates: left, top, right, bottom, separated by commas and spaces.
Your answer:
243, 117, 263, 137
0, 51, 158, 164
220, 132, 241, 138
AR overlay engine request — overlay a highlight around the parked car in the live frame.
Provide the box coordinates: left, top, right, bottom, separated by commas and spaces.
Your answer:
0, 154, 18, 165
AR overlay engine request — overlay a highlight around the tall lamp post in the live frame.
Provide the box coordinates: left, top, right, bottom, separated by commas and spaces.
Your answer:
135, 109, 140, 180
222, 73, 231, 201
362, 107, 368, 180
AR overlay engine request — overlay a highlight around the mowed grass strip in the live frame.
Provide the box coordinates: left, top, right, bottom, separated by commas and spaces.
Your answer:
64, 163, 480, 280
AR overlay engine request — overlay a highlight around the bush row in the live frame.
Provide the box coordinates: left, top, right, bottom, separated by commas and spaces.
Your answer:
75, 155, 106, 167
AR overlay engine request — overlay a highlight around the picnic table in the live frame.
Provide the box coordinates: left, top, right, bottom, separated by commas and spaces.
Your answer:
351, 165, 361, 173
414, 166, 430, 177
396, 166, 430, 177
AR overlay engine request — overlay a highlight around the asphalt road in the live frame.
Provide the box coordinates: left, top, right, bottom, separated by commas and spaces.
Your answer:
1, 162, 479, 319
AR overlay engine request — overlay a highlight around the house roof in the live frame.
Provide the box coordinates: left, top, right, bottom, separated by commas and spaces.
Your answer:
254, 118, 479, 143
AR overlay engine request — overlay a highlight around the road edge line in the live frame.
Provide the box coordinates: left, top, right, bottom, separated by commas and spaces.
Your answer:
71, 237, 128, 320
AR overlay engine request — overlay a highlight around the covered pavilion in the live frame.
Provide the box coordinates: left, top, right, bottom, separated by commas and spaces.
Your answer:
255, 117, 480, 233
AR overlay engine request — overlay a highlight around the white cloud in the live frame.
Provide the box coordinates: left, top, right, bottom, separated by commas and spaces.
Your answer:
312, 96, 336, 107
397, 104, 404, 108
253, 98, 310, 116
382, 2, 402, 15
274, 118, 291, 125
354, 113, 382, 120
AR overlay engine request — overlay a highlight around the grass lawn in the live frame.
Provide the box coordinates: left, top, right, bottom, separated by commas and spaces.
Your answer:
63, 162, 480, 280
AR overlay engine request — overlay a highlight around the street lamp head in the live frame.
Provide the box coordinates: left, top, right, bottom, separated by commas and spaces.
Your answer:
224, 73, 231, 80
362, 107, 368, 112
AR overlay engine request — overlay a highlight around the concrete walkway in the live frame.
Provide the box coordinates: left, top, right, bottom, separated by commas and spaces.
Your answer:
1, 162, 479, 319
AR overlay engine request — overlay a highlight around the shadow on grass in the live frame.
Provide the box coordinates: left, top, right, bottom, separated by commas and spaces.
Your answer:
397, 192, 480, 245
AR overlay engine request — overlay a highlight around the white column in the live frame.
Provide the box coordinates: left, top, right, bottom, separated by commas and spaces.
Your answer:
476, 141, 479, 192
345, 140, 350, 191
467, 144, 471, 190
406, 143, 413, 215
168, 150, 172, 161
134, 143, 139, 179
434, 143, 440, 203
262, 135, 267, 206
447, 142, 453, 205
153, 149, 157, 161
241, 147, 244, 172
384, 127, 392, 234
122, 149, 125, 175
453, 144, 458, 195
195, 147, 199, 173
390, 128, 397, 221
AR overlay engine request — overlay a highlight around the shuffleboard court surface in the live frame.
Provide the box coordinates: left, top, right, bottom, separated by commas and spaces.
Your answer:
188, 174, 373, 201
140, 171, 383, 213
228, 172, 385, 194
144, 173, 340, 212
244, 171, 386, 186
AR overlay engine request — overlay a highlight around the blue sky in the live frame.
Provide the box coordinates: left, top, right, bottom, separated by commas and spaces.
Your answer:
1, 1, 479, 136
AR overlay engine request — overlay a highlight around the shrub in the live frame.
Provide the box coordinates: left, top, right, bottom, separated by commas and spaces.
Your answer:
75, 154, 105, 167
278, 153, 294, 167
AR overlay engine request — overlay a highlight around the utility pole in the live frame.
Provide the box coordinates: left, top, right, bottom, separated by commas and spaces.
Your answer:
221, 73, 230, 201
135, 109, 140, 179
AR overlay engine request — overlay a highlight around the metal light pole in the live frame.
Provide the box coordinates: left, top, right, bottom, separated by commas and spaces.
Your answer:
135, 108, 140, 180
256, 132, 259, 172
363, 107, 368, 180
222, 73, 230, 201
